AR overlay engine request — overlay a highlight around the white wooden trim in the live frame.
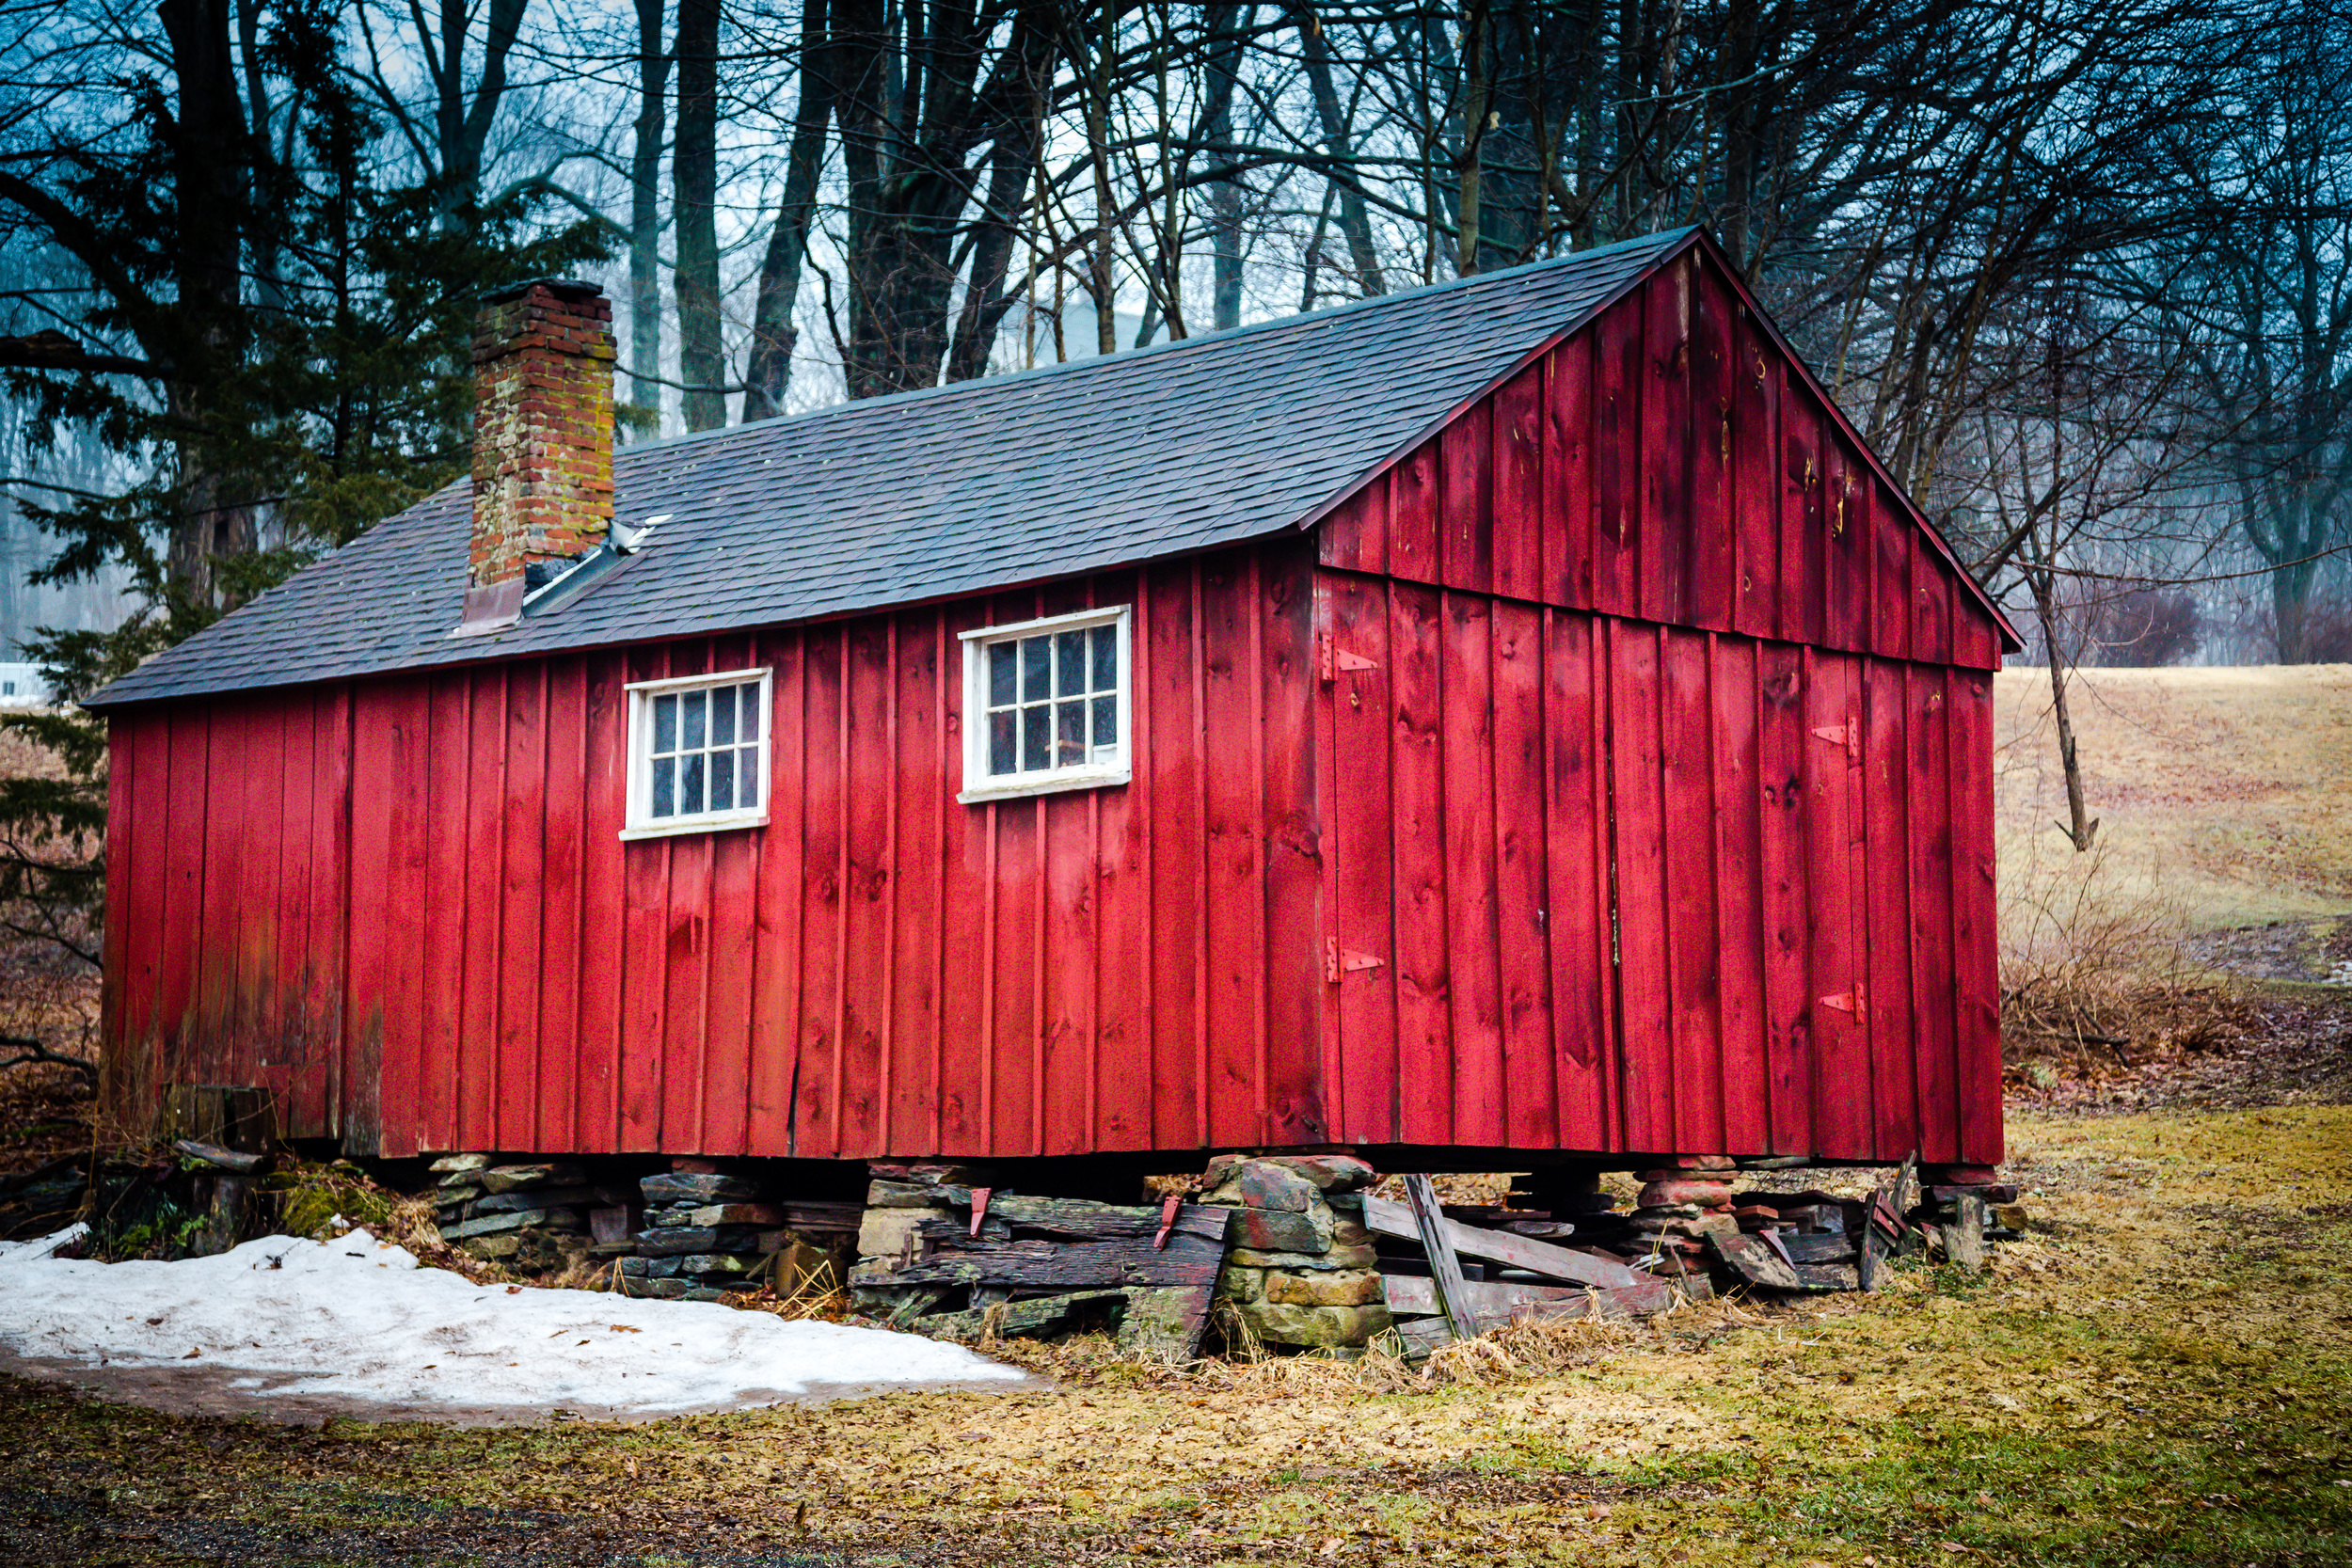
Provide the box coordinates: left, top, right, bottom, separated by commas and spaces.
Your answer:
959, 605, 1132, 802
622, 665, 772, 837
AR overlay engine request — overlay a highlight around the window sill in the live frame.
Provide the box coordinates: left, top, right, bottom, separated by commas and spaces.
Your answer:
957, 767, 1131, 805
619, 811, 769, 842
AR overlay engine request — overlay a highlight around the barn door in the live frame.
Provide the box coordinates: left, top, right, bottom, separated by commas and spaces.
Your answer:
1801, 650, 1871, 1158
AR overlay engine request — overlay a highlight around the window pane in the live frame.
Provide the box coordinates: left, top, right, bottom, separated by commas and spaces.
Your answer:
1092, 694, 1118, 754
681, 752, 705, 815
739, 744, 759, 806
1056, 700, 1086, 765
989, 710, 1017, 775
1022, 705, 1050, 771
989, 641, 1017, 708
653, 693, 676, 754
1090, 625, 1117, 692
681, 689, 706, 751
741, 684, 762, 740
713, 688, 737, 746
709, 750, 735, 812
651, 755, 675, 817
1022, 636, 1050, 702
1054, 630, 1085, 696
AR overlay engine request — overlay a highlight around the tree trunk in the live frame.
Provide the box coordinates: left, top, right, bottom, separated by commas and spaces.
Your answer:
2031, 566, 2097, 852
674, 0, 725, 431
1202, 1, 1246, 331
1291, 1, 1383, 294
742, 0, 831, 420
157, 0, 255, 608
628, 0, 672, 431
1474, 0, 1540, 271
1456, 0, 1490, 276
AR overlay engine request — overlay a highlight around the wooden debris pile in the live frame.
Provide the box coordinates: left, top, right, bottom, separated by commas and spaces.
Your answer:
846, 1164, 1231, 1357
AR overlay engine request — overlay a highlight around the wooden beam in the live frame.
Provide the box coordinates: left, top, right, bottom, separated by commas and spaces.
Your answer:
1363, 1193, 1647, 1289
1381, 1271, 1679, 1325
1403, 1174, 1474, 1342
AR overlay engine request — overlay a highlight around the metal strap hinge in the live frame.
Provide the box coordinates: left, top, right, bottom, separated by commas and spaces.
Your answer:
1324, 937, 1387, 982
1818, 983, 1867, 1016
1317, 635, 1379, 684
1811, 715, 1859, 761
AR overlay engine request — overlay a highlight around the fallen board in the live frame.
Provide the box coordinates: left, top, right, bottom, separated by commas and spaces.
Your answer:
1381, 1272, 1681, 1324
1707, 1230, 1804, 1291
857, 1203, 1232, 1290
1362, 1195, 1646, 1289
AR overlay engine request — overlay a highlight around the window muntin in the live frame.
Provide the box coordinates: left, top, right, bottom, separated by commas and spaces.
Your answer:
624, 668, 771, 838
960, 606, 1131, 801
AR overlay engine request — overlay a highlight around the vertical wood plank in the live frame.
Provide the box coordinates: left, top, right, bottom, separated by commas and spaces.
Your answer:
1949, 670, 2003, 1163
618, 647, 671, 1151
1198, 556, 1263, 1146
1317, 475, 1388, 577
1261, 542, 1325, 1143
1542, 610, 1613, 1149
1870, 483, 1912, 662
1327, 570, 1397, 1145
1864, 657, 1915, 1159
536, 660, 586, 1153
1390, 440, 1440, 586
1661, 629, 1723, 1151
1687, 259, 1736, 631
1491, 364, 1543, 603
700, 638, 758, 1156
745, 631, 804, 1154
342, 697, 393, 1155
1492, 598, 1551, 1148
1607, 623, 1671, 1150
1439, 401, 1495, 594
1389, 580, 1452, 1145
1710, 636, 1769, 1153
1756, 642, 1813, 1155
1908, 666, 1960, 1164
459, 671, 506, 1150
1592, 291, 1642, 619
1823, 444, 1869, 653
1092, 575, 1152, 1150
498, 667, 546, 1148
1543, 338, 1596, 610
1911, 527, 1954, 667
1642, 259, 1693, 626
577, 653, 628, 1151
1440, 590, 1504, 1147
420, 676, 469, 1151
1804, 651, 1868, 1159
794, 627, 846, 1155
883, 612, 945, 1154
1731, 312, 1780, 641
1144, 562, 1204, 1148
839, 618, 894, 1155
1783, 376, 1824, 647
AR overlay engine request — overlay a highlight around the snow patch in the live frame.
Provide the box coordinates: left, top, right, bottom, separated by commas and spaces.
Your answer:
0, 1227, 1025, 1417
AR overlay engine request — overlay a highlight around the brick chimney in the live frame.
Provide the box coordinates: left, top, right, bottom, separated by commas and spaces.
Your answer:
459, 278, 616, 635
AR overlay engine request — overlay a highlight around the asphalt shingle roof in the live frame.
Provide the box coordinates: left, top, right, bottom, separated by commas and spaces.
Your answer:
89, 228, 1697, 707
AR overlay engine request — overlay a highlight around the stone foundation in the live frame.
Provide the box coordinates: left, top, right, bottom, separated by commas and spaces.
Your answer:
1202, 1154, 1391, 1351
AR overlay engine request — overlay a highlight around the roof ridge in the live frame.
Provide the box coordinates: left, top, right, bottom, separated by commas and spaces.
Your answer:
613, 227, 1701, 464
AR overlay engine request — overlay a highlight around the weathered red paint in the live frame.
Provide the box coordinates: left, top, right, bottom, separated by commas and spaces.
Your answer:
102, 238, 2006, 1167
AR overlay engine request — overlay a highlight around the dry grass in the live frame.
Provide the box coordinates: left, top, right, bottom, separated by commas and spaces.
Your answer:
1994, 663, 2352, 933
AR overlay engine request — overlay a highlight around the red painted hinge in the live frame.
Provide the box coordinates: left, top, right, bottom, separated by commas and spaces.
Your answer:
1153, 1193, 1183, 1250
1324, 937, 1388, 982
1818, 982, 1867, 1016
967, 1186, 992, 1239
1811, 715, 1860, 761
1316, 635, 1379, 684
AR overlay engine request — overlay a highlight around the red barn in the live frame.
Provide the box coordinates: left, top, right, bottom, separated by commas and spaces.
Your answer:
90, 228, 2018, 1180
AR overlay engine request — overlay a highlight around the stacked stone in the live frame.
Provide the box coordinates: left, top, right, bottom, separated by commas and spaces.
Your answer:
852, 1164, 988, 1284
620, 1171, 788, 1302
1204, 1155, 1391, 1353
1623, 1156, 1740, 1277
429, 1155, 635, 1275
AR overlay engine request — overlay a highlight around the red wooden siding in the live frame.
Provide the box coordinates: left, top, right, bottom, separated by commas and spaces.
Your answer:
1314, 582, 1999, 1164
1316, 245, 2007, 673
103, 539, 1327, 1161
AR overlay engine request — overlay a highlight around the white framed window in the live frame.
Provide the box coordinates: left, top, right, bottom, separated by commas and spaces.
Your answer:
959, 606, 1132, 803
623, 667, 771, 840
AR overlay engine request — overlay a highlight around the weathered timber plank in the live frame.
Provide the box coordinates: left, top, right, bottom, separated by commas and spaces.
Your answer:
1707, 1230, 1804, 1291
859, 1227, 1229, 1291
1381, 1272, 1680, 1325
1363, 1194, 1646, 1289
1405, 1174, 1473, 1342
